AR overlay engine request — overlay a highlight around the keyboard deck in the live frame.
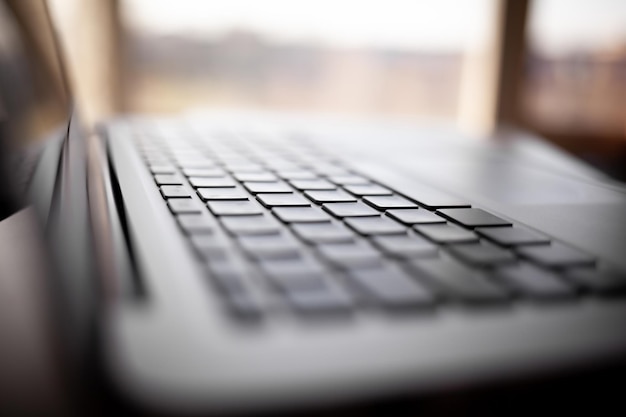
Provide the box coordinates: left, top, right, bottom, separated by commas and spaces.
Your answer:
130, 127, 626, 321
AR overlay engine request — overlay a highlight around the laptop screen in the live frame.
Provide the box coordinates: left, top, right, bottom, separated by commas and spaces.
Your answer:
0, 0, 72, 218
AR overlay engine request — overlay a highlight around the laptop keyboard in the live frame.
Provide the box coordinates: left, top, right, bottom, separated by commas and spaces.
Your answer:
130, 127, 626, 320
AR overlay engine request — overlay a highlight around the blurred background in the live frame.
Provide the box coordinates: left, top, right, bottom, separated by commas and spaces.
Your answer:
5, 0, 626, 178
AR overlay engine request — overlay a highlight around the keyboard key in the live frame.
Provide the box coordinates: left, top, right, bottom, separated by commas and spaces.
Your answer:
496, 264, 574, 298
363, 195, 417, 210
566, 266, 626, 294
224, 292, 263, 320
223, 163, 265, 173
516, 243, 595, 268
447, 243, 516, 267
414, 224, 479, 244
190, 235, 228, 260
257, 193, 311, 207
400, 185, 470, 209
372, 235, 438, 258
233, 172, 277, 182
291, 223, 355, 243
177, 160, 216, 169
323, 202, 379, 218
154, 174, 183, 185
285, 285, 353, 314
343, 184, 393, 196
276, 170, 318, 180
317, 242, 383, 268
238, 235, 301, 259
220, 215, 281, 235
289, 179, 337, 190
347, 267, 435, 308
344, 216, 406, 235
167, 199, 203, 213
436, 208, 512, 228
304, 190, 357, 203
207, 201, 263, 216
197, 188, 248, 200
182, 167, 226, 177
476, 226, 550, 246
410, 258, 509, 302
259, 258, 324, 279
328, 175, 370, 185
149, 164, 176, 174
386, 209, 446, 225
176, 214, 214, 234
244, 182, 292, 194
273, 207, 331, 223
189, 177, 236, 188
160, 185, 192, 198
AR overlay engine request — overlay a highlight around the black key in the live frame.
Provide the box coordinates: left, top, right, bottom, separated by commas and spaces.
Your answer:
259, 259, 326, 290
447, 243, 516, 267
276, 170, 318, 180
386, 208, 446, 225
189, 235, 228, 261
244, 182, 292, 194
233, 172, 277, 182
323, 202, 379, 218
207, 201, 263, 216
273, 207, 331, 223
149, 164, 176, 174
285, 285, 353, 314
410, 258, 508, 302
289, 179, 337, 190
238, 235, 301, 259
372, 235, 438, 258
496, 264, 574, 298
516, 243, 595, 268
177, 160, 216, 169
400, 185, 470, 209
566, 266, 626, 294
291, 223, 355, 243
317, 242, 383, 268
257, 193, 310, 207
476, 226, 550, 247
259, 258, 325, 279
436, 208, 512, 228
414, 224, 479, 244
154, 174, 184, 185
207, 267, 248, 294
182, 167, 226, 177
167, 199, 203, 213
197, 188, 248, 200
344, 216, 406, 235
305, 190, 356, 204
220, 215, 281, 235
363, 195, 417, 210
343, 184, 393, 196
189, 177, 236, 188
328, 175, 370, 185
224, 163, 265, 173
224, 292, 263, 320
160, 185, 192, 198
176, 214, 214, 234
348, 267, 435, 308
276, 170, 319, 180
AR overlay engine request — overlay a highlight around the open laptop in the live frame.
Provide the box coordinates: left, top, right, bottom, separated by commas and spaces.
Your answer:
2, 1, 626, 415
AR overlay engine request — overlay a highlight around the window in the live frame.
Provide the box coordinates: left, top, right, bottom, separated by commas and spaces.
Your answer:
120, 0, 493, 123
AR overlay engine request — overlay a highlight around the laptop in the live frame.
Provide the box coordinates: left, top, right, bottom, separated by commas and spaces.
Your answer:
2, 1, 626, 415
